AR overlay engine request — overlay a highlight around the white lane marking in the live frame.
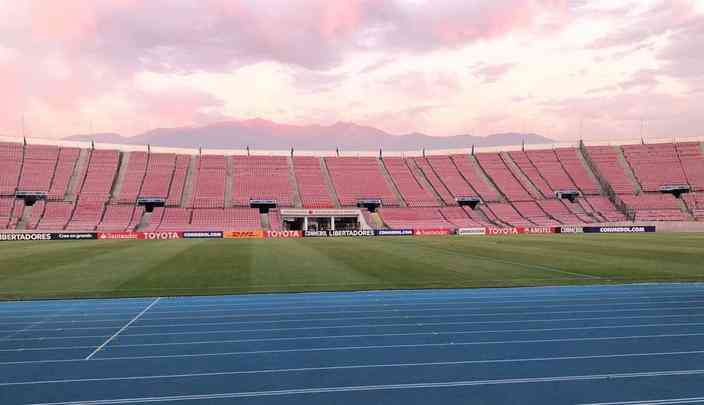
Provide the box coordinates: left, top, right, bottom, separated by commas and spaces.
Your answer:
5, 320, 704, 344
5, 303, 700, 329
3, 350, 704, 387
2, 285, 701, 313
7, 329, 704, 353
85, 298, 161, 360
6, 296, 704, 320
5, 301, 704, 326
25, 369, 704, 405
81, 332, 704, 361
6, 313, 704, 345
580, 397, 704, 405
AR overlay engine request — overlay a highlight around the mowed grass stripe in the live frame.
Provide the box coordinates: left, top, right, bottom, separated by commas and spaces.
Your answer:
0, 234, 703, 300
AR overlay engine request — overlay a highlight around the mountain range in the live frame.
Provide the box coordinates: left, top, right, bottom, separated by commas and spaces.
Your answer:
65, 119, 555, 151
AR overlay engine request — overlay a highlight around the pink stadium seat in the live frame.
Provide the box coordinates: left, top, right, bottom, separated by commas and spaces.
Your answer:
439, 206, 486, 228
191, 208, 262, 230
231, 156, 294, 206
512, 201, 561, 226
383, 157, 437, 207
425, 156, 478, 203
378, 207, 453, 230
37, 201, 74, 230
450, 155, 500, 201
190, 155, 226, 208
65, 200, 106, 230
25, 200, 46, 230
586, 146, 636, 194
157, 208, 192, 231
622, 143, 688, 192
476, 153, 532, 201
525, 150, 578, 195
293, 156, 335, 208
78, 149, 119, 202
412, 157, 455, 205
677, 143, 704, 191
619, 194, 687, 221
18, 144, 59, 192
584, 196, 626, 221
0, 142, 23, 196
325, 157, 398, 207
48, 148, 80, 200
116, 152, 148, 203
165, 155, 190, 206
269, 209, 283, 230
97, 205, 137, 231
554, 148, 601, 195
484, 203, 534, 227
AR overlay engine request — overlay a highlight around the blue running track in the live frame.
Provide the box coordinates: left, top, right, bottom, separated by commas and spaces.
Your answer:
1, 284, 704, 404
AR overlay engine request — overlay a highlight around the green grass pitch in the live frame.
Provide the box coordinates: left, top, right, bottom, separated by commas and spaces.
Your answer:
1, 233, 703, 300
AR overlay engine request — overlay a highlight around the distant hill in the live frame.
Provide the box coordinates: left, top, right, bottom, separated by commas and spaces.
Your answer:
65, 119, 555, 151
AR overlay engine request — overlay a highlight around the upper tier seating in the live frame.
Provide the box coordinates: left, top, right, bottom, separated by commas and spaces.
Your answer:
232, 156, 293, 206
411, 157, 455, 205
426, 156, 478, 203
383, 157, 438, 207
622, 143, 688, 192
554, 148, 601, 195
115, 152, 148, 203
677, 142, 704, 191
18, 144, 59, 192
378, 207, 453, 229
293, 156, 335, 208
526, 149, 579, 194
325, 157, 398, 206
79, 149, 119, 202
190, 155, 226, 208
586, 146, 636, 194
476, 153, 532, 201
508, 151, 553, 198
450, 155, 500, 202
0, 142, 23, 196
140, 153, 177, 200
165, 155, 190, 206
48, 148, 80, 200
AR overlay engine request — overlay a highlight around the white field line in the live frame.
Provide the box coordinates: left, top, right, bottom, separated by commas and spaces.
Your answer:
25, 369, 704, 405
1, 350, 703, 387
84, 298, 161, 360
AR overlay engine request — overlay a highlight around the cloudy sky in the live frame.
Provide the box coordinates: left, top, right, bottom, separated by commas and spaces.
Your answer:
0, 0, 702, 141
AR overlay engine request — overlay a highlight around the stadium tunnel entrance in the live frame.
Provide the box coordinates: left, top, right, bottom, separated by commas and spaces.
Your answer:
279, 209, 371, 231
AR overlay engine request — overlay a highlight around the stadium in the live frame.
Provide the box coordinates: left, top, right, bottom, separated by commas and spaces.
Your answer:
2, 1, 704, 404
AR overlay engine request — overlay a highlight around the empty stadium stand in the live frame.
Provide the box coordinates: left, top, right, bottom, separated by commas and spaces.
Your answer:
1, 139, 703, 232
325, 157, 399, 207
